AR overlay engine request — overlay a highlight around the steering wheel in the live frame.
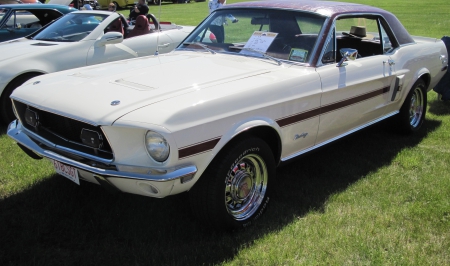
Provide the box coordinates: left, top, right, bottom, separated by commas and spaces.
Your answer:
146, 13, 160, 31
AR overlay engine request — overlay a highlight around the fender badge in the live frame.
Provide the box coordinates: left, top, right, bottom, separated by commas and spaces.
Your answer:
33, 81, 40, 85
294, 133, 308, 140
111, 100, 120, 106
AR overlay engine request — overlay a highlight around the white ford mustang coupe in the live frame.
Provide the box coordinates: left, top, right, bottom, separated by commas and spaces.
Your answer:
8, 1, 448, 230
0, 10, 194, 123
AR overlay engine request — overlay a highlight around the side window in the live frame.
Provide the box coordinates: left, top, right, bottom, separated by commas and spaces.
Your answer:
6, 10, 40, 29
379, 22, 394, 53
334, 17, 384, 59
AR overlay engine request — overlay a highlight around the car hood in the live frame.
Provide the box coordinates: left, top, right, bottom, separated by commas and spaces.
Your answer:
0, 38, 71, 61
12, 51, 285, 126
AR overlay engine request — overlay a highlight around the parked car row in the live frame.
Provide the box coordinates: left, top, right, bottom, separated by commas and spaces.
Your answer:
4, 1, 448, 230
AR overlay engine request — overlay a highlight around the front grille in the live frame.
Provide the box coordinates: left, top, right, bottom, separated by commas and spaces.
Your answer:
14, 100, 114, 160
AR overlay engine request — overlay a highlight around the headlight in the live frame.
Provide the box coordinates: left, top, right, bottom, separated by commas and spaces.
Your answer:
145, 131, 170, 162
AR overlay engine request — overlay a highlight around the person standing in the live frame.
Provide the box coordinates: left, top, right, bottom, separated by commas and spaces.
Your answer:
128, 0, 149, 22
208, 0, 237, 43
108, 3, 117, 12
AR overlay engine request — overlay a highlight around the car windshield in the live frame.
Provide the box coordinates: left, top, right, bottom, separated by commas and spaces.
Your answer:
33, 13, 107, 42
179, 8, 326, 64
0, 8, 10, 25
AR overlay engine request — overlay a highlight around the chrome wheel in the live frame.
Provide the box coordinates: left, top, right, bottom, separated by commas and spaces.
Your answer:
225, 153, 268, 221
409, 86, 424, 128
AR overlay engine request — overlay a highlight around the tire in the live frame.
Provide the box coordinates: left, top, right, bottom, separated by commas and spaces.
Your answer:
394, 79, 427, 134
113, 1, 120, 9
0, 73, 41, 125
189, 137, 275, 230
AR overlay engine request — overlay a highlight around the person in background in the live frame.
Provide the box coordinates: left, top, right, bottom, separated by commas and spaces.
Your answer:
108, 3, 116, 12
128, 0, 149, 22
83, 4, 93, 10
208, 0, 238, 43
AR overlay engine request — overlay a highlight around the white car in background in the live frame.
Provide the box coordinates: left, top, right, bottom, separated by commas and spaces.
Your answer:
0, 10, 194, 123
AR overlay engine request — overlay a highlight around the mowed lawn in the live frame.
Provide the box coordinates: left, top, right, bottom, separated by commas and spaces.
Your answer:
1, 0, 450, 265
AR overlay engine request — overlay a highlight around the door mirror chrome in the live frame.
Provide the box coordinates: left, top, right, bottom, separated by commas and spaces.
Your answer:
337, 48, 358, 67
96, 32, 123, 47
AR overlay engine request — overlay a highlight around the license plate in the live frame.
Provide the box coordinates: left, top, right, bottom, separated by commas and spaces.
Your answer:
52, 159, 80, 185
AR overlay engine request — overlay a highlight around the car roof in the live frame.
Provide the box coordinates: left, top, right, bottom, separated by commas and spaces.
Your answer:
224, 0, 387, 16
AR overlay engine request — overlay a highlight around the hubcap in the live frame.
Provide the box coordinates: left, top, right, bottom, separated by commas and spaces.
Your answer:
225, 154, 268, 221
409, 87, 424, 128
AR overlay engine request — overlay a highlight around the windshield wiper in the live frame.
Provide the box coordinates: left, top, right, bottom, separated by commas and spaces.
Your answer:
181, 42, 216, 54
229, 46, 282, 66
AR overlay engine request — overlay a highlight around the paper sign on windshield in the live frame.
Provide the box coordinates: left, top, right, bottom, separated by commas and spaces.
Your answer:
240, 31, 278, 56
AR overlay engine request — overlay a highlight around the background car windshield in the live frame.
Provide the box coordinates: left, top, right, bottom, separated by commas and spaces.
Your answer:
33, 13, 107, 42
0, 8, 9, 24
182, 9, 326, 63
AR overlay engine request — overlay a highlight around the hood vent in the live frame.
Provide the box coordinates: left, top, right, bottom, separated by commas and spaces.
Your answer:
31, 43, 58, 46
113, 79, 157, 91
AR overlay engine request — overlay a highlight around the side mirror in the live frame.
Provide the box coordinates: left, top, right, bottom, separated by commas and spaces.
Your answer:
336, 48, 358, 67
96, 32, 123, 47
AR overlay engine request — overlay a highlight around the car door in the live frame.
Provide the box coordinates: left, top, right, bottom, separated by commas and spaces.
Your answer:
315, 16, 397, 144
121, 31, 174, 56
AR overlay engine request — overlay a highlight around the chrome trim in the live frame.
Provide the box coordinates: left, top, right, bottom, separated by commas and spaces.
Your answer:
308, 17, 330, 66
316, 19, 336, 67
8, 120, 197, 182
281, 111, 399, 161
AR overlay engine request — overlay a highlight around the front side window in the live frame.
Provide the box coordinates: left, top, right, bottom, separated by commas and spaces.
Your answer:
180, 9, 326, 64
33, 13, 107, 42
321, 16, 397, 65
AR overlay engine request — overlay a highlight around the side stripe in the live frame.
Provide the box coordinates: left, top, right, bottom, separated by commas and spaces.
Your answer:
276, 86, 390, 127
178, 137, 221, 159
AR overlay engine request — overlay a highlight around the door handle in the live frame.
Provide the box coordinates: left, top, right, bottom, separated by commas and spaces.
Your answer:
158, 43, 170, 48
383, 59, 395, 66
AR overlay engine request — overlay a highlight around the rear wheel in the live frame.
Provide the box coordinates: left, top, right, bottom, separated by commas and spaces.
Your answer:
394, 79, 427, 134
1, 73, 42, 125
189, 137, 275, 230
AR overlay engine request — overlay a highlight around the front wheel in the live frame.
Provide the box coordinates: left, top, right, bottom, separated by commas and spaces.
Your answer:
0, 73, 42, 125
189, 137, 275, 230
394, 79, 427, 134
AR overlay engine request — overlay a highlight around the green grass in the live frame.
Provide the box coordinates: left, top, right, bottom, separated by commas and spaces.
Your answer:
1, 0, 450, 265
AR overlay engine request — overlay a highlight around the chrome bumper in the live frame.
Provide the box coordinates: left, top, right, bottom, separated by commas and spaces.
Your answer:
7, 120, 197, 184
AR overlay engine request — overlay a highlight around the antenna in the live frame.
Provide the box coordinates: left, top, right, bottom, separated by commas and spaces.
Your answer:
154, 0, 162, 55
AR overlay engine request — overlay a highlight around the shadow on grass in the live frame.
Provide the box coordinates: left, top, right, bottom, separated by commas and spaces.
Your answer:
428, 98, 450, 115
0, 119, 441, 265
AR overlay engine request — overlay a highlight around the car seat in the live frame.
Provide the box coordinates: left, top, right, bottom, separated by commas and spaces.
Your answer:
126, 15, 150, 38
106, 18, 124, 36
